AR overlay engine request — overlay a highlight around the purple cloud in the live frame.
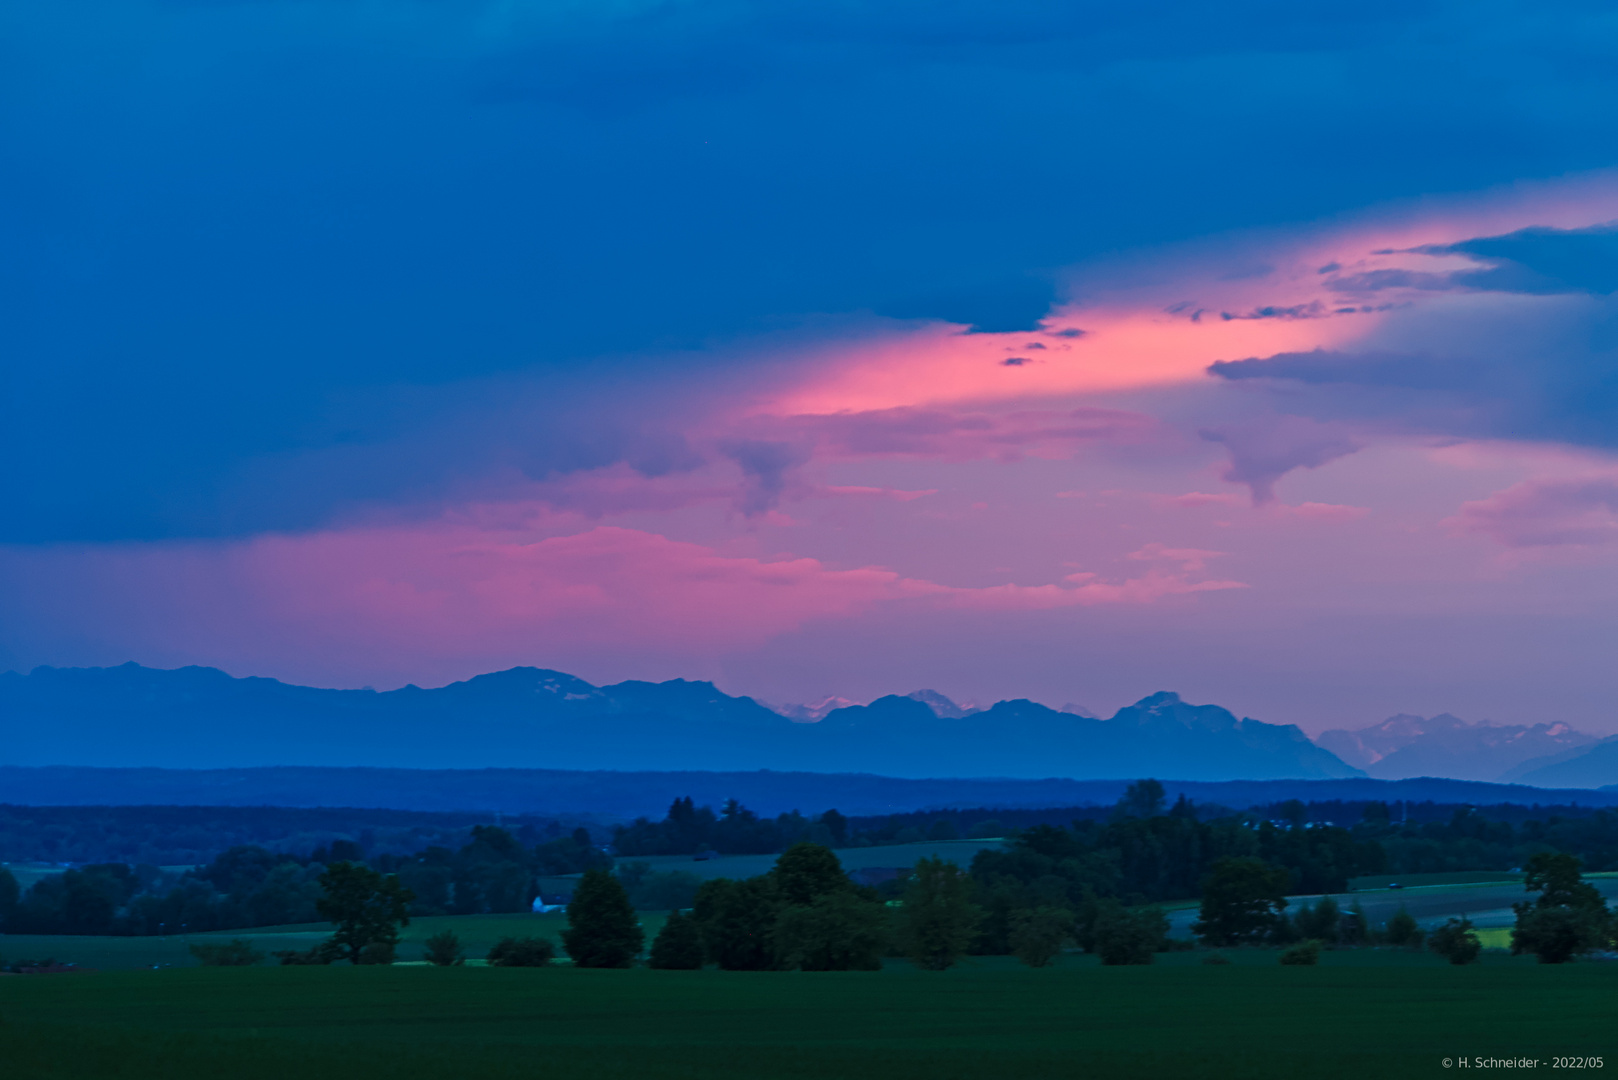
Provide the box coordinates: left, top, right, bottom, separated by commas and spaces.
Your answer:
1446, 476, 1618, 548
1200, 418, 1362, 505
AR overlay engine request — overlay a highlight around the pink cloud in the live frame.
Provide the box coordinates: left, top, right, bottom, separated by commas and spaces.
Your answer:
1153, 492, 1246, 509
763, 405, 1159, 462
0, 523, 1248, 686
815, 485, 939, 501
1445, 476, 1618, 547
1127, 542, 1226, 573
1282, 502, 1371, 521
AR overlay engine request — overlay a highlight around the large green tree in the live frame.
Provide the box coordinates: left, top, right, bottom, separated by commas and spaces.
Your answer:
648, 910, 705, 969
0, 867, 18, 929
774, 891, 887, 971
1512, 852, 1612, 964
1008, 906, 1075, 968
766, 842, 886, 971
693, 876, 780, 970
1191, 857, 1290, 946
899, 857, 981, 970
770, 842, 851, 906
316, 861, 414, 965
561, 868, 644, 968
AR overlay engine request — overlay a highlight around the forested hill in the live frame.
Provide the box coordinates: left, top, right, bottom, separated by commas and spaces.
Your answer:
0, 663, 1357, 781
3, 766, 1616, 818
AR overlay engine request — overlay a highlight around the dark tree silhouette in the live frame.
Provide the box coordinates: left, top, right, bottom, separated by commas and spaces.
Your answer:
1191, 857, 1289, 946
648, 910, 705, 969
315, 861, 413, 965
561, 868, 644, 968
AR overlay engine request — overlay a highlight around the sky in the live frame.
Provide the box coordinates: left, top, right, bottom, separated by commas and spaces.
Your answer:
7, 1, 1618, 735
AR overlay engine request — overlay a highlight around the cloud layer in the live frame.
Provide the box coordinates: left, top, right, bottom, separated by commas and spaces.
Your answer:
9, 2, 1618, 734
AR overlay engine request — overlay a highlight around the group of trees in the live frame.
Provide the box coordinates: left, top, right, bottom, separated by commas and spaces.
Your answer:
1182, 848, 1615, 966
377, 825, 608, 917
1354, 804, 1618, 876
636, 845, 985, 971
963, 781, 1382, 957
612, 798, 847, 857
0, 824, 609, 937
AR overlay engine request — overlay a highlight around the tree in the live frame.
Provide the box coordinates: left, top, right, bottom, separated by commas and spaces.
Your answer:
0, 867, 18, 929
1384, 906, 1423, 948
1292, 896, 1341, 944
1428, 917, 1482, 965
648, 910, 705, 969
1341, 899, 1369, 946
561, 867, 643, 968
188, 939, 264, 966
773, 891, 887, 971
1116, 779, 1166, 820
693, 876, 780, 970
1521, 852, 1606, 911
487, 936, 556, 966
1513, 906, 1606, 965
1091, 902, 1167, 965
1279, 940, 1321, 965
452, 826, 535, 915
899, 857, 981, 970
771, 842, 851, 907
819, 809, 849, 847
423, 930, 464, 966
1192, 857, 1290, 946
357, 941, 396, 965
1512, 852, 1612, 964
315, 861, 414, 965
1008, 906, 1075, 967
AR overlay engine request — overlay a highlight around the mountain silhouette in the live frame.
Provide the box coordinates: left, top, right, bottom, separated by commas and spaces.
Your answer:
1315, 713, 1595, 782
0, 663, 1358, 781
1504, 735, 1618, 788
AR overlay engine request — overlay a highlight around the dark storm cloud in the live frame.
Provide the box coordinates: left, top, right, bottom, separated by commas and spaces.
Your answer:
1433, 223, 1618, 295
1207, 302, 1618, 449
1327, 223, 1618, 298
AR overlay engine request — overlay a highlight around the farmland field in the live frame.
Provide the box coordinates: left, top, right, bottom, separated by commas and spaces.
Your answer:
0, 911, 621, 971
0, 953, 1611, 1080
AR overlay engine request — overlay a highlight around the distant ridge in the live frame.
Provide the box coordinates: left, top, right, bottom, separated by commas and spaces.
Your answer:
1316, 713, 1597, 782
0, 663, 1359, 782
1506, 736, 1618, 788
2, 766, 1615, 818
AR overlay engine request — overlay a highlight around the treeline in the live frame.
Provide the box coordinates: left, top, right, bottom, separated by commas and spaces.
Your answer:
963, 784, 1382, 954
0, 804, 602, 867
612, 798, 848, 856
7, 796, 1615, 872
0, 824, 608, 936
1351, 803, 1618, 875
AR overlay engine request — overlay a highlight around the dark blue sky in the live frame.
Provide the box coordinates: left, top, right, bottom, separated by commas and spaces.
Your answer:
9, 0, 1618, 540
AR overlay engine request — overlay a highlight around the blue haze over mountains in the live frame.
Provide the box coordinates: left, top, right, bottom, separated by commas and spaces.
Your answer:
2, 663, 1353, 780
2, 663, 1613, 789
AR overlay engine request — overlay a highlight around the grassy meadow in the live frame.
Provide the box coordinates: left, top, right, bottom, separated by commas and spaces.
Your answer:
3, 875, 1613, 1078
0, 911, 607, 970
1, 951, 1611, 1080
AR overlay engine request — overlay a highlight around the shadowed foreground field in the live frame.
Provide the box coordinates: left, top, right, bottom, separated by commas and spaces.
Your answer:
0, 960, 1611, 1080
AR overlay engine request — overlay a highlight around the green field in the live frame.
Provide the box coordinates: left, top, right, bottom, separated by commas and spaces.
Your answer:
0, 911, 634, 970
1, 952, 1610, 1080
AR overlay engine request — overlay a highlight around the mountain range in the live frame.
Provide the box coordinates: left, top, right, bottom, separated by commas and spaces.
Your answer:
0, 663, 1356, 782
1315, 712, 1617, 787
6, 663, 1617, 787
